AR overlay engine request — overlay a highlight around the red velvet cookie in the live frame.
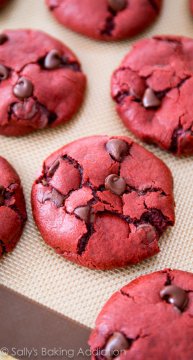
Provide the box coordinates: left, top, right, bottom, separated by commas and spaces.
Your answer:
45, 0, 163, 41
111, 35, 193, 156
89, 269, 193, 360
32, 135, 175, 270
0, 156, 27, 257
0, 29, 86, 136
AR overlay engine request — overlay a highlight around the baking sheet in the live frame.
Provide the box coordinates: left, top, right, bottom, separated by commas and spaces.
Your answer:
0, 0, 193, 343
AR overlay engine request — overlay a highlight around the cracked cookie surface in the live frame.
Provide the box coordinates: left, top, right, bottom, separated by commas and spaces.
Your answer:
111, 35, 193, 156
0, 156, 27, 257
32, 135, 175, 270
45, 0, 163, 41
89, 269, 193, 360
0, 29, 86, 136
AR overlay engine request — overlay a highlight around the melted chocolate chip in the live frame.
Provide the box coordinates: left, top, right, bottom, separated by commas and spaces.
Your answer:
105, 174, 126, 195
11, 99, 51, 129
44, 49, 62, 69
106, 139, 129, 162
160, 285, 188, 311
0, 34, 8, 45
13, 77, 33, 99
137, 224, 157, 244
43, 189, 64, 208
0, 186, 5, 206
74, 206, 90, 222
142, 88, 161, 108
0, 64, 9, 80
52, 189, 65, 208
12, 101, 38, 120
108, 0, 127, 12
105, 332, 130, 359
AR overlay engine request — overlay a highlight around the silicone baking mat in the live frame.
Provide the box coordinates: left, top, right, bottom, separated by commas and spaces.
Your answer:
0, 0, 193, 350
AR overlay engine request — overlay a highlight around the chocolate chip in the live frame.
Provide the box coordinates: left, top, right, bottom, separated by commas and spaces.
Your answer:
142, 88, 161, 108
0, 34, 8, 45
42, 191, 52, 203
105, 332, 130, 359
137, 224, 157, 244
0, 64, 9, 80
52, 189, 65, 208
13, 77, 33, 99
43, 188, 64, 208
0, 186, 5, 206
44, 49, 62, 69
74, 206, 90, 222
12, 101, 38, 120
160, 285, 188, 311
108, 0, 127, 12
106, 139, 129, 162
105, 174, 126, 195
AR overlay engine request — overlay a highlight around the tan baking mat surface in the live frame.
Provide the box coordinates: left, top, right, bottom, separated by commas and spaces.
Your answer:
0, 0, 193, 341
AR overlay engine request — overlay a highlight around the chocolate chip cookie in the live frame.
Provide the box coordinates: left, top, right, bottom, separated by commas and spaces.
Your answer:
89, 269, 193, 359
111, 35, 193, 155
0, 156, 27, 257
45, 0, 163, 41
0, 29, 86, 136
32, 136, 175, 270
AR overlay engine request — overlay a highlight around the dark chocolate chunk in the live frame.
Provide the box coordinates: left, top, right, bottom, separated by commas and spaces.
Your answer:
13, 77, 33, 99
160, 285, 188, 311
0, 64, 9, 80
105, 174, 126, 195
105, 332, 130, 359
74, 205, 90, 222
44, 49, 62, 69
108, 0, 127, 12
142, 88, 161, 108
106, 139, 129, 162
0, 34, 8, 45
